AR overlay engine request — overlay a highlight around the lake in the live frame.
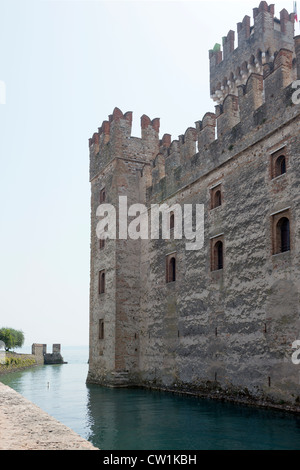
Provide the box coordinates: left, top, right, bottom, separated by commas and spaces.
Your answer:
1, 345, 300, 450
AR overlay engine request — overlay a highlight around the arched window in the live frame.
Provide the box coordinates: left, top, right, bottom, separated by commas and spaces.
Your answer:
276, 217, 290, 253
214, 190, 222, 208
211, 237, 224, 271
214, 241, 223, 270
99, 270, 105, 294
271, 148, 287, 179
275, 155, 286, 177
210, 184, 222, 209
166, 254, 176, 283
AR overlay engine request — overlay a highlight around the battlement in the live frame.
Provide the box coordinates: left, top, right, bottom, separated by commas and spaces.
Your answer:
209, 1, 295, 105
147, 38, 300, 202
89, 107, 165, 181
89, 107, 131, 153
89, 3, 299, 200
88, 3, 300, 399
89, 107, 161, 148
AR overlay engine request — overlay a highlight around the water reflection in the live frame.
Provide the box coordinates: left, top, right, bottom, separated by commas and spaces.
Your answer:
85, 384, 300, 450
2, 351, 300, 450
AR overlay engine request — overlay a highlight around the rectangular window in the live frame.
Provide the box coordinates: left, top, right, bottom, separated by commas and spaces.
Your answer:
99, 238, 105, 250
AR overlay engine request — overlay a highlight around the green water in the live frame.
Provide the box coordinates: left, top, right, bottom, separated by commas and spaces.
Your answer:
1, 346, 300, 450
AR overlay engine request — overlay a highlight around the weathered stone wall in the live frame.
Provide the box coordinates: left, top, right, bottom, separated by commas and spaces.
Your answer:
87, 2, 300, 406
139, 114, 300, 404
87, 110, 159, 386
43, 353, 64, 365
31, 343, 46, 365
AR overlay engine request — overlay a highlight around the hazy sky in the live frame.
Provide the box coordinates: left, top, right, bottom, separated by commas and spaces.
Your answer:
0, 0, 297, 348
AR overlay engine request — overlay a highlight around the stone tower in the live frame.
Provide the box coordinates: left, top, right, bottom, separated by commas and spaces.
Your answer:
87, 2, 300, 409
209, 1, 295, 105
86, 108, 162, 386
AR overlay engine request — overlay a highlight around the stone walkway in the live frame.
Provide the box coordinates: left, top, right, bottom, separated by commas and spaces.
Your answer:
0, 382, 98, 450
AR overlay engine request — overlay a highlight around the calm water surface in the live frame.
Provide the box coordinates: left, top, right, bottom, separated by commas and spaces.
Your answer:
1, 346, 300, 450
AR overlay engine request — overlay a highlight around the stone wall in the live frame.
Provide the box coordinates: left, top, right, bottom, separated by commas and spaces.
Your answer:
87, 2, 300, 407
31, 343, 46, 365
32, 343, 65, 365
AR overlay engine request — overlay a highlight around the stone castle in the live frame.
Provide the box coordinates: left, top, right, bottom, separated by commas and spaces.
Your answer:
87, 2, 300, 407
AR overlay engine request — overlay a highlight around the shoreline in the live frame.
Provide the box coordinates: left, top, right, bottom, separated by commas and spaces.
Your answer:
0, 382, 98, 450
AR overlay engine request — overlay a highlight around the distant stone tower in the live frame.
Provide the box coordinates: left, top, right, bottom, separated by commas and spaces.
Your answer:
87, 2, 300, 409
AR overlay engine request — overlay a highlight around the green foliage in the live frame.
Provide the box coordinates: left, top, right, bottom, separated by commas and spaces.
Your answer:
0, 327, 25, 351
3, 356, 35, 367
0, 354, 36, 374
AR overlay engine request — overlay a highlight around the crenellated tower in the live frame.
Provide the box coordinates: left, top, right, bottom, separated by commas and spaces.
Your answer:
87, 107, 163, 386
209, 1, 295, 105
87, 2, 300, 405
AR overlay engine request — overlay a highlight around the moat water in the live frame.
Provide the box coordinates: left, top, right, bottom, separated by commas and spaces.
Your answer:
1, 346, 300, 450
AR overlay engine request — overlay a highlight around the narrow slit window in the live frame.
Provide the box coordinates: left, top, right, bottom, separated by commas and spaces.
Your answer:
99, 319, 104, 340
100, 188, 106, 204
166, 254, 176, 283
215, 241, 223, 270
211, 236, 224, 271
170, 257, 176, 282
277, 217, 290, 253
99, 270, 105, 294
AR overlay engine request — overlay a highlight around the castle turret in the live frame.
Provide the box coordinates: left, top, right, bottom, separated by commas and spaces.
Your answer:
87, 108, 161, 387
209, 1, 295, 105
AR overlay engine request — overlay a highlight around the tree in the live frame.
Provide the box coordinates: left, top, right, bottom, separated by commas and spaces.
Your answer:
0, 328, 24, 351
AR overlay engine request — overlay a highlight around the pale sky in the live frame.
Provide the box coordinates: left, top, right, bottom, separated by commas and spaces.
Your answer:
0, 0, 297, 348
